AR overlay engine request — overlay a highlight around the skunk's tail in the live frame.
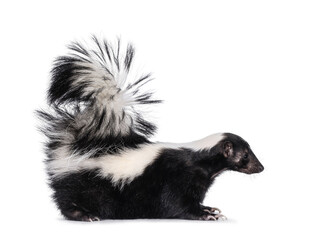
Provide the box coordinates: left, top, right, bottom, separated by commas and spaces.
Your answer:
37, 37, 161, 156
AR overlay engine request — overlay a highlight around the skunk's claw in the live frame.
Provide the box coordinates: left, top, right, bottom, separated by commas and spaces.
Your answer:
88, 216, 101, 222
80, 215, 100, 222
200, 206, 227, 221
214, 214, 227, 221
211, 207, 221, 214
201, 205, 221, 214
199, 214, 217, 221
200, 212, 227, 221
204, 207, 221, 214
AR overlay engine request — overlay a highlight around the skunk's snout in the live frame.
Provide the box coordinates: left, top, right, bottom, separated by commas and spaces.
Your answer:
252, 162, 264, 173
248, 158, 264, 174
257, 164, 264, 173
235, 154, 264, 175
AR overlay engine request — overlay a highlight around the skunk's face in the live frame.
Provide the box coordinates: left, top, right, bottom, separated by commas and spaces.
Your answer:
221, 133, 264, 174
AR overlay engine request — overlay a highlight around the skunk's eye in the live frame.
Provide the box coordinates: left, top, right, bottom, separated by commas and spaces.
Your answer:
241, 153, 249, 166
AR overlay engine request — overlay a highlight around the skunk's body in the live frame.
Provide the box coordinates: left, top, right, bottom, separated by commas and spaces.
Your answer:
38, 37, 264, 221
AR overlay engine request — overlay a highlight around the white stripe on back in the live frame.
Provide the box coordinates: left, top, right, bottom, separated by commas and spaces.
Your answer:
48, 133, 225, 185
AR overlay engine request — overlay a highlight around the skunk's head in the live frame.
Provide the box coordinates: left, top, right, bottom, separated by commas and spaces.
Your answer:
221, 133, 264, 174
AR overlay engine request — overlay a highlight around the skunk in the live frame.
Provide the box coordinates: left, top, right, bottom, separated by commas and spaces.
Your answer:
37, 37, 264, 221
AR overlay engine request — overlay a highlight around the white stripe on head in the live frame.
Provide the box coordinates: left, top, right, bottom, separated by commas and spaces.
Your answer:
163, 133, 225, 151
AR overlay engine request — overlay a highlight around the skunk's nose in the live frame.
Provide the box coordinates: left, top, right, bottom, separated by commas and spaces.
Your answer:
257, 165, 264, 173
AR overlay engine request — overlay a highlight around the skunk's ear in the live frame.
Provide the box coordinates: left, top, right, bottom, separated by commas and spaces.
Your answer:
223, 141, 233, 158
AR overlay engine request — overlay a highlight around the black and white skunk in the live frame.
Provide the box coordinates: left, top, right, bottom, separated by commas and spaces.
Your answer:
37, 37, 264, 221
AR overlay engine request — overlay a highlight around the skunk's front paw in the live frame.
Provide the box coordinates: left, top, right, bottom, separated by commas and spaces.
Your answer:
200, 206, 227, 221
199, 213, 227, 221
63, 208, 101, 222
201, 206, 221, 214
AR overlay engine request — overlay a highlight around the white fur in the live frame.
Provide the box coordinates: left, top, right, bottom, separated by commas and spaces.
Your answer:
74, 62, 133, 137
48, 133, 225, 186
97, 144, 165, 185
164, 133, 225, 151
48, 144, 165, 185
179, 133, 224, 150
64, 40, 158, 138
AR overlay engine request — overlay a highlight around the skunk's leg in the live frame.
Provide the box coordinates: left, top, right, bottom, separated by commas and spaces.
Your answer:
61, 203, 101, 222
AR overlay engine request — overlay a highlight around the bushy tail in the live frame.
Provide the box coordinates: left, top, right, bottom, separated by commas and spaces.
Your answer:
37, 37, 161, 156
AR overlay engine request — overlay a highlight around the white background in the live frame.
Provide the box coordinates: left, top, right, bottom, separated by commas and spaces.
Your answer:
1, 0, 319, 239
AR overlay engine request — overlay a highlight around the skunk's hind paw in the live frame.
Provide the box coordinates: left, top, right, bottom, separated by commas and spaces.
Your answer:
84, 215, 101, 222
63, 208, 101, 222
